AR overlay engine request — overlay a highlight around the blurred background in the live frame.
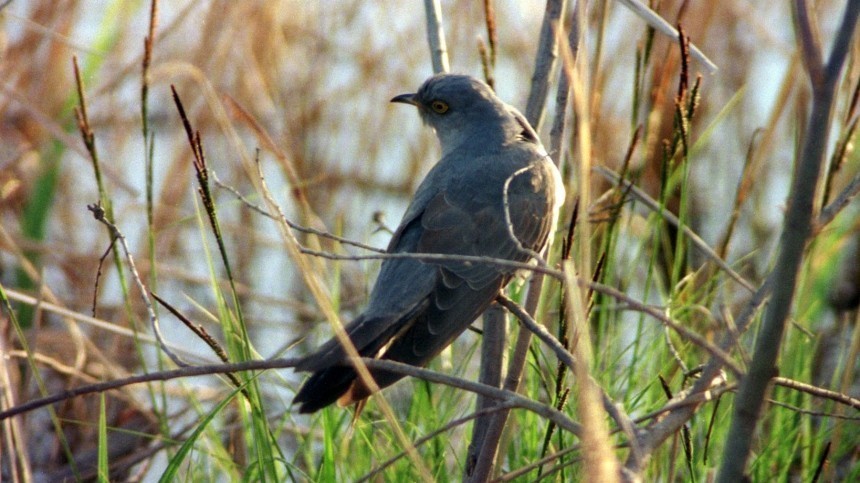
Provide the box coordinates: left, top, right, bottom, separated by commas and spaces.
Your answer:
1, 0, 857, 480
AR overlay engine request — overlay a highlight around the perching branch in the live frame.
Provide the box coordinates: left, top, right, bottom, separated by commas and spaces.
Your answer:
0, 357, 583, 439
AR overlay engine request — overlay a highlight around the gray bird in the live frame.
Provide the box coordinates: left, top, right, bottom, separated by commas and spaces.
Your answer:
293, 73, 564, 413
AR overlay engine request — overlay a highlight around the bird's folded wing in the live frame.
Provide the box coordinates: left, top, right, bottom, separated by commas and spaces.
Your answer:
417, 159, 556, 290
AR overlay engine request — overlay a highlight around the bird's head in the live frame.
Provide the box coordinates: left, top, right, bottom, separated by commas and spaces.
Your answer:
391, 74, 515, 154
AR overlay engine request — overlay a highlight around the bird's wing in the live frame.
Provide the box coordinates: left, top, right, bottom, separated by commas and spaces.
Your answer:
418, 150, 557, 291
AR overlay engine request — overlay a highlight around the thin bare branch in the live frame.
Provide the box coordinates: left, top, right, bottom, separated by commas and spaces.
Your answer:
0, 357, 584, 441
817, 170, 860, 230
773, 376, 860, 410
214, 173, 386, 254
299, 247, 564, 280
766, 399, 860, 421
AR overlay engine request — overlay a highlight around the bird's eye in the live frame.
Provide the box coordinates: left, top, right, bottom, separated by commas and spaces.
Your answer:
430, 100, 449, 114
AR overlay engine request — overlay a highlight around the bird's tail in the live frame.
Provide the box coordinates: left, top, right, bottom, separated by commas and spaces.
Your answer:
293, 313, 404, 413
293, 302, 430, 412
293, 365, 358, 413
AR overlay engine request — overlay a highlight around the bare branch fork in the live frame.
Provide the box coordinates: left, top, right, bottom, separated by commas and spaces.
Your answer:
717, 2, 860, 481
86, 204, 187, 368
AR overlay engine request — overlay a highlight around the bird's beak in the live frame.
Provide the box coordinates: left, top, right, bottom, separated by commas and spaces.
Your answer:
390, 93, 418, 106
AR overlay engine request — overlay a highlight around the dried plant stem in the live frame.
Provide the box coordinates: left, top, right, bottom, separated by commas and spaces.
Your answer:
616, 0, 718, 73
423, 0, 450, 73
562, 263, 619, 482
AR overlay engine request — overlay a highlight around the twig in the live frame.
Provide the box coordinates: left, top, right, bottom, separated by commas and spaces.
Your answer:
213, 173, 386, 254
496, 294, 576, 373
299, 247, 565, 280
766, 399, 860, 421
0, 357, 584, 439
0, 358, 293, 421
87, 204, 187, 368
73, 54, 137, 344
149, 294, 230, 365
495, 444, 582, 482
773, 376, 860, 410
91, 236, 118, 317
816, 170, 860, 230
365, 359, 583, 436
632, 379, 732, 426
